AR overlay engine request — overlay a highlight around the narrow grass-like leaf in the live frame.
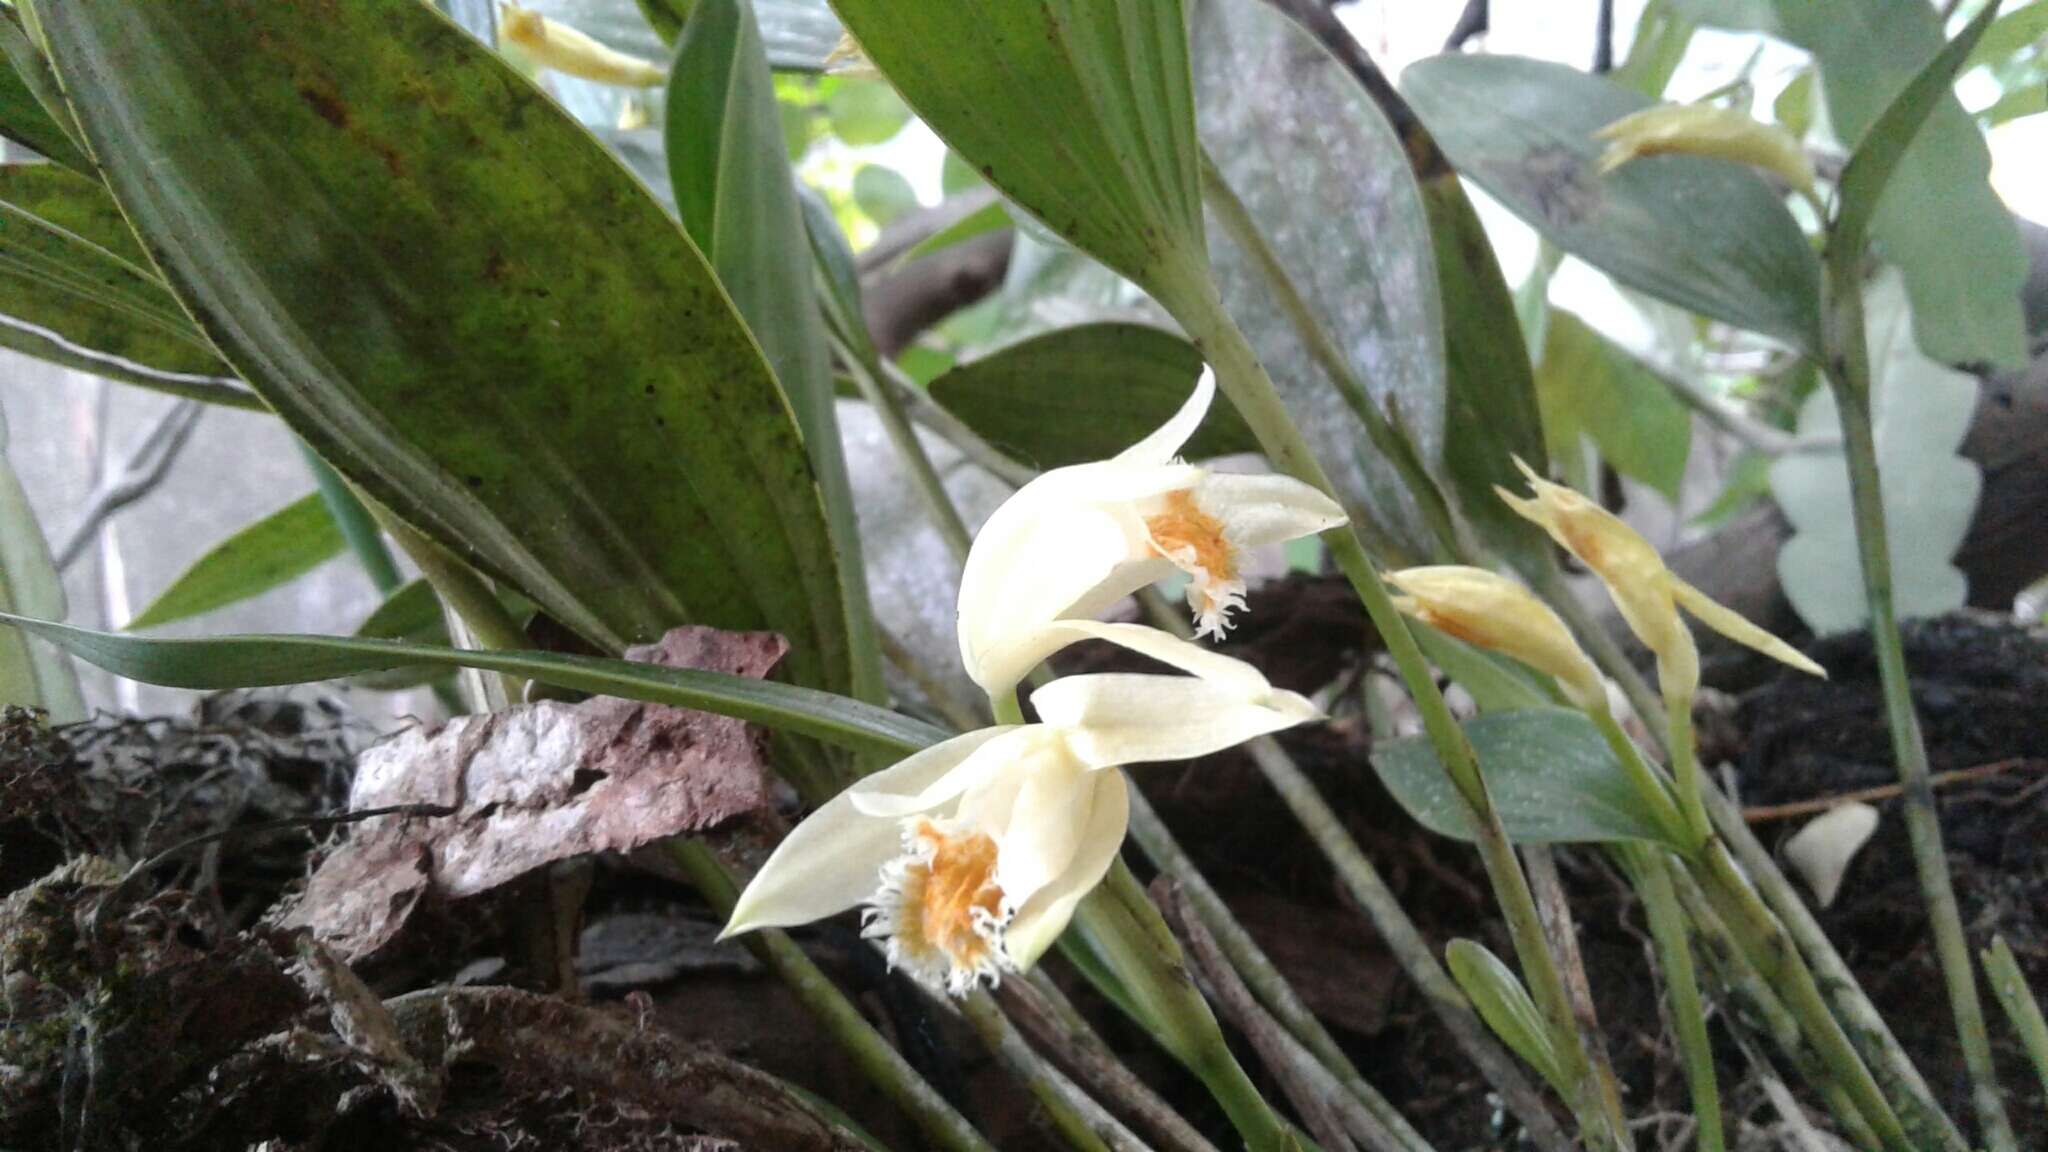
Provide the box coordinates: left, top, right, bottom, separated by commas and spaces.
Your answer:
126, 495, 344, 631
0, 612, 943, 760
1369, 708, 1686, 848
0, 412, 83, 719
0, 17, 89, 172
668, 0, 882, 705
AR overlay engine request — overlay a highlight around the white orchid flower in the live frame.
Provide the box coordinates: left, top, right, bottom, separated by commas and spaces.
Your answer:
957, 368, 1347, 695
723, 634, 1319, 995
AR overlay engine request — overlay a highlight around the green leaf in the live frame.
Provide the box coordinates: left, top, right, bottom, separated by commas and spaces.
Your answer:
823, 75, 909, 145
0, 17, 89, 172
1420, 143, 1554, 572
1445, 939, 1571, 1096
1369, 708, 1687, 848
1612, 0, 1698, 97
851, 164, 917, 226
1775, 68, 1817, 139
1982, 935, 2048, 1096
927, 323, 1255, 469
1410, 626, 1555, 714
347, 577, 451, 690
1690, 449, 1773, 529
1771, 273, 1980, 634
0, 611, 943, 761
126, 494, 345, 631
0, 162, 245, 399
1535, 311, 1693, 499
1981, 82, 2045, 125
31, 0, 855, 694
1401, 53, 1823, 352
1966, 1, 2048, 73
825, 0, 1205, 302
900, 198, 1011, 265
0, 408, 83, 719
1765, 0, 2025, 365
1829, 2, 2008, 336
667, 0, 881, 705
1191, 0, 1446, 559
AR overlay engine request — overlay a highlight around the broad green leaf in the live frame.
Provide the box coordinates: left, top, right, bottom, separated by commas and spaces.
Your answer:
31, 0, 855, 693
126, 494, 345, 631
1411, 626, 1554, 714
1446, 939, 1570, 1096
1422, 149, 1553, 572
1191, 0, 1445, 560
1369, 708, 1685, 848
1691, 0, 2028, 365
825, 0, 1206, 303
851, 165, 917, 226
823, 76, 909, 145
0, 612, 941, 761
1536, 311, 1693, 499
900, 198, 1011, 265
1966, 1, 2048, 74
0, 163, 243, 397
1771, 273, 1979, 634
1401, 53, 1823, 352
0, 18, 88, 172
1612, 0, 1697, 97
1830, 2, 2006, 316
667, 0, 881, 705
0, 409, 83, 719
927, 323, 1255, 469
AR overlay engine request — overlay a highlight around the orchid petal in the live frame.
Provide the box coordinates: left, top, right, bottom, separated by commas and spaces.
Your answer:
848, 726, 1061, 819
1037, 674, 1321, 769
1194, 472, 1348, 549
1672, 578, 1826, 678
991, 754, 1095, 908
1003, 768, 1130, 969
1028, 619, 1274, 697
1114, 367, 1215, 465
723, 728, 1008, 936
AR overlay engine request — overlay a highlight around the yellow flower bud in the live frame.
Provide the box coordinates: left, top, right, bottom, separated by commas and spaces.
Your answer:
500, 4, 667, 88
1385, 565, 1607, 713
1495, 458, 1824, 704
1594, 103, 1816, 197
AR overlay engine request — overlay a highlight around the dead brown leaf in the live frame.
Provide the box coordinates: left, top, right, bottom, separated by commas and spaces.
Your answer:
282, 627, 786, 960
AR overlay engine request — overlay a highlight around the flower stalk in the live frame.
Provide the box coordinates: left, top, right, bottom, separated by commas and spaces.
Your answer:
1157, 267, 1628, 1152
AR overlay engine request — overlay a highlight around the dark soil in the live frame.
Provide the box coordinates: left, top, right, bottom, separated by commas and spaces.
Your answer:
2, 589, 2043, 1151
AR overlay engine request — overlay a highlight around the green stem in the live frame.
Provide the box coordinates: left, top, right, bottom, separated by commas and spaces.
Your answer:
299, 445, 401, 593
1197, 150, 1453, 566
1542, 560, 1668, 759
1621, 847, 1724, 1152
1661, 675, 1714, 846
1668, 864, 1882, 1150
839, 335, 975, 562
669, 839, 998, 1152
957, 993, 1128, 1152
1079, 861, 1294, 1152
1163, 270, 1624, 1152
1696, 784, 1967, 1152
1820, 264, 2013, 1151
1123, 786, 1455, 1152
1694, 842, 1913, 1151
1588, 708, 1690, 850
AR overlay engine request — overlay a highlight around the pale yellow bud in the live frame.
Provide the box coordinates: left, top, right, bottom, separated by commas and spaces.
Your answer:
1595, 103, 1816, 197
500, 4, 667, 88
1385, 565, 1607, 712
1495, 458, 1825, 699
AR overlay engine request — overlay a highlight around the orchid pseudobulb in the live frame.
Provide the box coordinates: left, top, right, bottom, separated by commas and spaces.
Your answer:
957, 368, 1346, 695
